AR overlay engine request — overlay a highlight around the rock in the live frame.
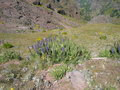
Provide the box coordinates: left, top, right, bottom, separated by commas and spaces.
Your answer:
13, 79, 21, 87
57, 10, 66, 15
81, 70, 93, 82
66, 70, 88, 90
47, 4, 54, 10
32, 71, 53, 90
21, 67, 28, 73
0, 74, 6, 83
26, 56, 31, 61
22, 71, 34, 81
33, 0, 42, 6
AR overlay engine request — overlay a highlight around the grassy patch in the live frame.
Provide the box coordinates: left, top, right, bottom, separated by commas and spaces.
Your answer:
0, 51, 21, 63
62, 32, 68, 35
104, 86, 116, 90
0, 24, 120, 57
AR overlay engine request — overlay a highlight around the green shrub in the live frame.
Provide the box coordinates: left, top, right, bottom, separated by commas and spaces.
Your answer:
32, 36, 91, 66
99, 50, 111, 57
104, 86, 116, 90
3, 43, 14, 49
110, 41, 120, 58
0, 51, 21, 63
110, 9, 120, 18
50, 64, 72, 80
62, 32, 67, 35
100, 35, 107, 40
30, 54, 50, 70
99, 40, 120, 59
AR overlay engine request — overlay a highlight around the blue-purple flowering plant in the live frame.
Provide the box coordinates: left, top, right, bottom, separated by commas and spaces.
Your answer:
99, 40, 120, 58
111, 40, 120, 58
32, 35, 91, 68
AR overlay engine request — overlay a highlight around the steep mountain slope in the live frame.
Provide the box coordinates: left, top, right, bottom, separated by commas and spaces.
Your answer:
26, 0, 80, 19
0, 0, 79, 33
29, 0, 120, 23
0, 0, 119, 33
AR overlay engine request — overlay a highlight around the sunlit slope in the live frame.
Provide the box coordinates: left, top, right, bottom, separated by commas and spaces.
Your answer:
0, 24, 120, 57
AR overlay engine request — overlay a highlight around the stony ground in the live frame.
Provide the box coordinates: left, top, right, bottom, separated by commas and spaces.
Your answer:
0, 58, 119, 90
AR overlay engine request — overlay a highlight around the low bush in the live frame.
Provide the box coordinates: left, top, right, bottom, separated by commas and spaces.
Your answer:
104, 86, 116, 90
99, 50, 111, 57
50, 64, 72, 80
99, 35, 107, 40
0, 51, 21, 63
3, 43, 14, 49
99, 40, 120, 59
32, 36, 91, 66
62, 32, 67, 35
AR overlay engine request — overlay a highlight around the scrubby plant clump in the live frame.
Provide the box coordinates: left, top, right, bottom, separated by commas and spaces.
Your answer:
100, 35, 107, 40
99, 50, 111, 57
99, 40, 120, 59
0, 51, 21, 63
32, 36, 91, 65
98, 32, 107, 40
3, 43, 14, 49
50, 64, 72, 80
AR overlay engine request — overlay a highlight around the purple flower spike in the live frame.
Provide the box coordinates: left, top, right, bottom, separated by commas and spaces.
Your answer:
45, 42, 48, 46
61, 38, 65, 42
32, 45, 39, 54
110, 48, 115, 54
46, 47, 49, 51
61, 47, 65, 52
46, 38, 49, 42
41, 48, 45, 53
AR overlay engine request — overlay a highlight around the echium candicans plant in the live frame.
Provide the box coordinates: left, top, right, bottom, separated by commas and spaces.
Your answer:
110, 40, 120, 58
99, 40, 120, 58
32, 35, 91, 65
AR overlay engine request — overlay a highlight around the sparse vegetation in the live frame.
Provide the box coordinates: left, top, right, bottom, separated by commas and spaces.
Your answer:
50, 64, 72, 80
99, 50, 111, 57
104, 86, 116, 90
62, 32, 67, 35
33, 24, 40, 30
98, 32, 107, 40
99, 40, 120, 58
0, 51, 21, 63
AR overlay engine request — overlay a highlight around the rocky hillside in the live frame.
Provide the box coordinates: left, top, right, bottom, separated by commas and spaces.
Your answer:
0, 0, 79, 33
0, 0, 119, 33
26, 0, 80, 18
28, 0, 120, 22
